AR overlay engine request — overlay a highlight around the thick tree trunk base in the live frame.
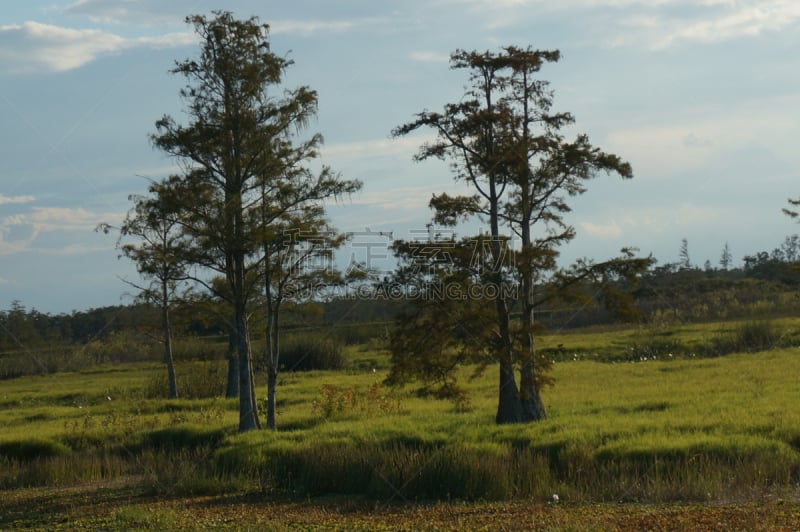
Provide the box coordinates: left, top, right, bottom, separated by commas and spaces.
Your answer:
520, 358, 546, 421
496, 360, 523, 424
519, 392, 546, 421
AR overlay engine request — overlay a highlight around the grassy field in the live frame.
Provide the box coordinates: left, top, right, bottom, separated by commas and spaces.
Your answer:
2, 319, 800, 528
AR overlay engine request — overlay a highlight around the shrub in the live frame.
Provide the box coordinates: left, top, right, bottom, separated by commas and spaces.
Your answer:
279, 335, 346, 371
702, 320, 785, 357
732, 320, 781, 352
311, 382, 403, 418
143, 361, 227, 399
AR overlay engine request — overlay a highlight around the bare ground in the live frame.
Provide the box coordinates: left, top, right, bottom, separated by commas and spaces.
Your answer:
3, 479, 800, 530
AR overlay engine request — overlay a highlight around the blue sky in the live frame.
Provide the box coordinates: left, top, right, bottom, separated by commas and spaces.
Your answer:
1, 0, 799, 314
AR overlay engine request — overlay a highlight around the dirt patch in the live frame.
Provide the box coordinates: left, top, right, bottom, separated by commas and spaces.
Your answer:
3, 480, 800, 530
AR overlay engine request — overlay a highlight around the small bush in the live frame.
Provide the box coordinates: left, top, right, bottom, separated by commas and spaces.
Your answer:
143, 361, 227, 399
733, 320, 781, 352
279, 335, 346, 371
702, 320, 785, 357
311, 382, 403, 418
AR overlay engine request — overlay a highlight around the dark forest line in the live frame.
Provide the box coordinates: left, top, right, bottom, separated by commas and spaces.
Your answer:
2, 234, 800, 361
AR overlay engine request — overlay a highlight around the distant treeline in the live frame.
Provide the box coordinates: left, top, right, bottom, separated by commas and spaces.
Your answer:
3, 237, 800, 355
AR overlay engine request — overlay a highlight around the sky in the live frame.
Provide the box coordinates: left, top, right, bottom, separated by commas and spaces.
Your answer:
1, 0, 799, 314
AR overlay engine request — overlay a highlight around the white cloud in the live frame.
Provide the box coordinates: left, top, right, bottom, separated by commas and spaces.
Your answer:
682, 133, 713, 149
134, 32, 197, 48
605, 94, 800, 178
580, 220, 623, 238
271, 19, 358, 36
662, 2, 800, 47
607, 124, 716, 177
0, 194, 35, 205
64, 1, 374, 36
322, 135, 435, 159
0, 21, 121, 73
614, 0, 800, 49
0, 21, 195, 74
25, 206, 98, 228
0, 11, 380, 75
436, 0, 800, 48
39, 243, 113, 256
572, 203, 728, 262
635, 203, 726, 230
349, 186, 439, 210
410, 51, 450, 63
0, 206, 122, 256
62, 0, 189, 26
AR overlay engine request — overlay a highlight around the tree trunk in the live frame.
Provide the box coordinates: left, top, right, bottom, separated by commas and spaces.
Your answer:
480, 75, 525, 424
488, 172, 522, 423
493, 254, 522, 423
519, 357, 546, 421
162, 294, 178, 400
518, 242, 545, 420
226, 332, 239, 398
496, 354, 522, 423
265, 302, 280, 431
519, 276, 546, 422
230, 178, 259, 431
516, 68, 546, 422
518, 263, 546, 421
235, 296, 258, 432
249, 346, 261, 429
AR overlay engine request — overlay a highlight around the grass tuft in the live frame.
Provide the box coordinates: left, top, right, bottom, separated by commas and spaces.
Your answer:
0, 439, 71, 461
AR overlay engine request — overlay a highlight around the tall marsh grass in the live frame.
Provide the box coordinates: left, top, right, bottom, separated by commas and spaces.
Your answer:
210, 435, 799, 502
0, 346, 94, 379
4, 320, 800, 502
0, 450, 132, 489
278, 335, 346, 371
143, 360, 227, 399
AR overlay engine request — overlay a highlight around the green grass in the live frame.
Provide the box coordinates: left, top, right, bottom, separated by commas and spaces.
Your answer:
2, 319, 800, 502
538, 316, 800, 361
